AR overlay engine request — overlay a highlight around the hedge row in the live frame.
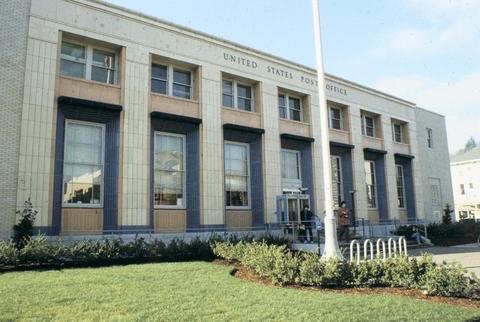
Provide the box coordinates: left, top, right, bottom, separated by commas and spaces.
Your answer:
0, 233, 288, 269
395, 220, 480, 246
212, 241, 480, 299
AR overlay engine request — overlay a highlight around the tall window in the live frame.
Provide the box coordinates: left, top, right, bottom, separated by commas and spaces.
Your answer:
60, 41, 117, 84
365, 161, 377, 209
63, 120, 105, 206
361, 115, 375, 137
151, 63, 193, 99
392, 123, 403, 143
426, 128, 433, 148
328, 106, 343, 130
222, 80, 253, 111
331, 155, 343, 207
224, 142, 250, 208
279, 93, 302, 122
396, 165, 406, 208
154, 133, 186, 207
460, 184, 465, 195
282, 150, 301, 189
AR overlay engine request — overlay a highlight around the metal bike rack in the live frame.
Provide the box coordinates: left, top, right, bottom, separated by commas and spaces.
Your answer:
350, 239, 361, 264
363, 239, 374, 260
376, 238, 386, 261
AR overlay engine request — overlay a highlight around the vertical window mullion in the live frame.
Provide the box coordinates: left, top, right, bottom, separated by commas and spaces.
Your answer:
86, 46, 92, 81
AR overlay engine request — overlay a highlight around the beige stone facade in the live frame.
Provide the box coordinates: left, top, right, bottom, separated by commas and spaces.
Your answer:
0, 0, 453, 238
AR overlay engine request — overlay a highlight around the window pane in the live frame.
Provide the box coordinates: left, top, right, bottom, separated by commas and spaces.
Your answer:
288, 97, 300, 109
223, 80, 233, 95
289, 109, 301, 121
63, 122, 104, 205
91, 66, 115, 84
60, 60, 85, 78
173, 83, 191, 99
225, 143, 249, 207
152, 64, 167, 80
61, 42, 85, 60
223, 94, 233, 107
282, 151, 300, 180
237, 84, 251, 98
152, 79, 167, 94
173, 69, 191, 85
237, 97, 252, 111
279, 106, 287, 119
155, 135, 184, 171
332, 119, 341, 130
92, 50, 115, 69
154, 134, 185, 207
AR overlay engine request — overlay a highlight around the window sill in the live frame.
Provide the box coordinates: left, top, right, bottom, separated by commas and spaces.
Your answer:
59, 75, 121, 89
226, 207, 251, 211
151, 92, 198, 104
62, 204, 103, 209
329, 128, 349, 134
222, 106, 260, 115
362, 135, 382, 140
279, 118, 310, 126
154, 206, 186, 210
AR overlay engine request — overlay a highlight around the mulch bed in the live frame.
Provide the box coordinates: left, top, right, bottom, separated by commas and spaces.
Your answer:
213, 260, 480, 310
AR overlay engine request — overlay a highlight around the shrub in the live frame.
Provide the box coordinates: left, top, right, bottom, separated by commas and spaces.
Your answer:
12, 199, 37, 248
421, 263, 480, 299
212, 241, 480, 299
0, 233, 285, 270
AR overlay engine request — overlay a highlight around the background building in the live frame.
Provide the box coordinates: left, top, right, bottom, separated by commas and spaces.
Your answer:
451, 148, 480, 221
0, 0, 454, 238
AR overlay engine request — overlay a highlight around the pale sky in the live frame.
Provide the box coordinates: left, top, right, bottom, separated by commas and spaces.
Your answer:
108, 0, 480, 153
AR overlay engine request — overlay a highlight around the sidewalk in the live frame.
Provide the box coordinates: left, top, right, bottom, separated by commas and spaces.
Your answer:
409, 245, 480, 276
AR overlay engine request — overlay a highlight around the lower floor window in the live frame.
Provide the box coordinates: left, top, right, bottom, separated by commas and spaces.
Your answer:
154, 132, 186, 207
365, 160, 377, 209
224, 142, 250, 207
396, 165, 406, 208
63, 120, 105, 206
331, 155, 343, 207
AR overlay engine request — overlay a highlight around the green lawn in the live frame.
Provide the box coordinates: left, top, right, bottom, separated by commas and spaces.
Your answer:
0, 262, 478, 321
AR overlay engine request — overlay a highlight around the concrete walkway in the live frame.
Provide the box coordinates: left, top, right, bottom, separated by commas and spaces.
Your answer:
409, 245, 480, 276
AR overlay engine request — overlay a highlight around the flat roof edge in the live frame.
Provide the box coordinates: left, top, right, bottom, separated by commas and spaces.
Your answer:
81, 0, 423, 109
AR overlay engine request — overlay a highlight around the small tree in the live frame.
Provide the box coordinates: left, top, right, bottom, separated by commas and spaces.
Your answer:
442, 203, 453, 225
464, 137, 477, 151
12, 199, 38, 248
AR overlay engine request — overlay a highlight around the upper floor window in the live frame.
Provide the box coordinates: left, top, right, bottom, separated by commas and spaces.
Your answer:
63, 120, 105, 206
151, 63, 193, 99
222, 80, 253, 111
365, 160, 377, 209
279, 93, 302, 122
60, 41, 117, 84
460, 184, 465, 195
154, 132, 186, 207
392, 123, 404, 143
426, 128, 433, 148
396, 165, 406, 208
361, 115, 375, 137
328, 106, 343, 130
224, 142, 250, 208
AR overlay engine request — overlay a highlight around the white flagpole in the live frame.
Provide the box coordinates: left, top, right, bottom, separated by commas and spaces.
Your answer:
311, 0, 343, 259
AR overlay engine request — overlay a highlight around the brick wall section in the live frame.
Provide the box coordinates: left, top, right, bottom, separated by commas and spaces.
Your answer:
0, 0, 31, 238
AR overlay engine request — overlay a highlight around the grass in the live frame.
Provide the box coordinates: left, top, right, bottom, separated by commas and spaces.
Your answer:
0, 262, 479, 321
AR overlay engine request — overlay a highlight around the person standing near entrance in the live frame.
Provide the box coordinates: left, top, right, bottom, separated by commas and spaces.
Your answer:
337, 201, 350, 242
301, 204, 314, 243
